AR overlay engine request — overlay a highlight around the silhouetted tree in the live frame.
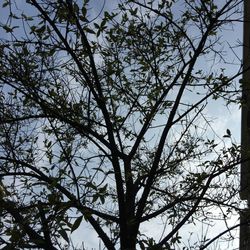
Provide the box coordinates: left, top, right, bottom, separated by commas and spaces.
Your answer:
0, 0, 244, 249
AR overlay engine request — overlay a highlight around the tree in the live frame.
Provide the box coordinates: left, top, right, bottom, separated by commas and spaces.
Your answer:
0, 0, 244, 249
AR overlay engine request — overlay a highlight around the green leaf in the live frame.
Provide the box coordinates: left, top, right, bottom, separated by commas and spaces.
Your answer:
36, 25, 46, 34
81, 7, 87, 18
223, 129, 231, 138
2, 25, 13, 33
92, 193, 98, 203
21, 13, 33, 21
100, 195, 105, 204
2, 1, 9, 8
94, 23, 99, 29
58, 229, 69, 243
84, 27, 95, 34
71, 216, 83, 232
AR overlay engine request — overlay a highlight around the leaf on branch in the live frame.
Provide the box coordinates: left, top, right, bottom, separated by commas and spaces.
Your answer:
58, 229, 69, 243
223, 129, 231, 138
71, 216, 83, 232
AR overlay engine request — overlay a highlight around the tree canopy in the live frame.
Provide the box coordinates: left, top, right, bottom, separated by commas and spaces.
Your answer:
0, 0, 244, 249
